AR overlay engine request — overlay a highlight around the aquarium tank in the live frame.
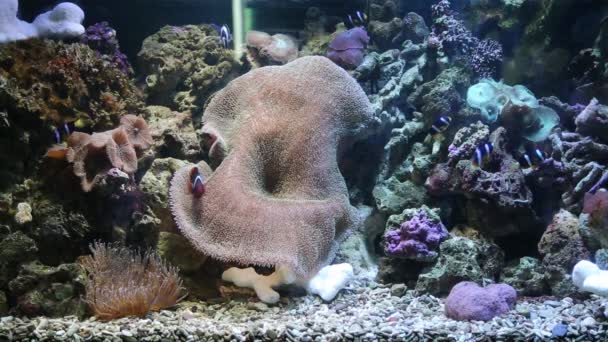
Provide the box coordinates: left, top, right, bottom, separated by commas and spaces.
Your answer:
1, 0, 608, 340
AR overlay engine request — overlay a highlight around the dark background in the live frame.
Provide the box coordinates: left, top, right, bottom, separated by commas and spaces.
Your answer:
16, 0, 370, 64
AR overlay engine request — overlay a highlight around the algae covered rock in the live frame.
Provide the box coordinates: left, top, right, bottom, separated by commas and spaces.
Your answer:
596, 249, 608, 270
145, 106, 201, 161
0, 39, 145, 189
500, 257, 548, 296
138, 25, 241, 117
8, 261, 86, 318
140, 158, 191, 232
27, 199, 92, 266
157, 232, 207, 273
0, 40, 144, 130
373, 178, 428, 216
408, 67, 470, 118
0, 231, 37, 288
0, 291, 7, 316
415, 236, 504, 296
538, 209, 591, 296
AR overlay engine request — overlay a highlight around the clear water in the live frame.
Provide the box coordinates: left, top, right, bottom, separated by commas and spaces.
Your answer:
1, 0, 608, 338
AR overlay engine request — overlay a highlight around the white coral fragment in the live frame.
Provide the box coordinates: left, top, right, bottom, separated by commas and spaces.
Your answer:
573, 260, 608, 297
222, 265, 296, 304
306, 263, 354, 302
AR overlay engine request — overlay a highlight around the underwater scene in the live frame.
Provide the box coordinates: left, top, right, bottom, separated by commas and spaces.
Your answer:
1, 0, 608, 340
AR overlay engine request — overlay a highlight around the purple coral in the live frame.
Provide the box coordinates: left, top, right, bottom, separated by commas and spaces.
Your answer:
327, 27, 370, 70
384, 209, 448, 261
430, 0, 503, 78
81, 22, 132, 75
445, 282, 517, 321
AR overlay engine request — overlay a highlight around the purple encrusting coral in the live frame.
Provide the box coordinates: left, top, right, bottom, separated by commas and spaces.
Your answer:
81, 22, 132, 75
384, 209, 448, 261
430, 0, 503, 78
326, 27, 370, 70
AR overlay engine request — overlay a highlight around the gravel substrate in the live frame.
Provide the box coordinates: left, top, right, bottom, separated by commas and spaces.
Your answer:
1, 280, 608, 341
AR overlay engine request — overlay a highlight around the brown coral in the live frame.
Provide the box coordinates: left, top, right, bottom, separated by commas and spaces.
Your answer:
169, 56, 373, 280
0, 39, 144, 130
46, 115, 152, 192
246, 31, 299, 67
120, 114, 153, 150
80, 242, 185, 321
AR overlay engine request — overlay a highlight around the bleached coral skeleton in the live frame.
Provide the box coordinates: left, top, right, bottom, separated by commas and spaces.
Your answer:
0, 0, 85, 44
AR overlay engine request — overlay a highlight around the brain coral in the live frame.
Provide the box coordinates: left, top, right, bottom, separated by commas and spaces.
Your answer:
170, 56, 373, 280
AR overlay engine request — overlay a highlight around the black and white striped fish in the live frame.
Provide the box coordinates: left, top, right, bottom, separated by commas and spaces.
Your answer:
472, 142, 493, 166
429, 116, 452, 136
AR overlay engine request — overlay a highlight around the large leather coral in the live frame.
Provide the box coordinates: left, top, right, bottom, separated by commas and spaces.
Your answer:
169, 56, 373, 279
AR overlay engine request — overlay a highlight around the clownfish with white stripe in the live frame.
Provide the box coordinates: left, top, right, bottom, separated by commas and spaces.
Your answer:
520, 148, 546, 169
472, 142, 493, 166
429, 116, 452, 137
346, 10, 368, 28
189, 166, 206, 198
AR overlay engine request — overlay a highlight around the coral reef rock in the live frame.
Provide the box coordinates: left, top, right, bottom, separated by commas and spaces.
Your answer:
137, 25, 241, 117
26, 198, 92, 265
156, 231, 207, 273
0, 231, 38, 289
8, 261, 86, 318
0, 39, 144, 187
538, 210, 591, 296
427, 128, 537, 237
373, 178, 429, 216
170, 56, 373, 281
145, 106, 201, 161
499, 257, 548, 296
415, 236, 505, 296
408, 67, 470, 119
140, 158, 193, 232
445, 282, 517, 321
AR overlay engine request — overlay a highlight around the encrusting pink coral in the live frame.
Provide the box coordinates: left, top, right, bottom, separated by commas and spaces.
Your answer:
169, 56, 373, 280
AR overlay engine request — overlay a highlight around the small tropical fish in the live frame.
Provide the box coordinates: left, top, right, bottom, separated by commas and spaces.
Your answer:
189, 166, 205, 198
52, 121, 75, 143
346, 10, 367, 28
429, 116, 452, 136
472, 142, 493, 166
212, 24, 232, 49
520, 148, 546, 169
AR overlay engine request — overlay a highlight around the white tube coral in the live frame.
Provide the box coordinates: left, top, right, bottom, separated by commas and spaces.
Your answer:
222, 266, 296, 304
0, 0, 37, 43
306, 263, 354, 302
222, 263, 354, 303
572, 260, 608, 297
0, 0, 84, 44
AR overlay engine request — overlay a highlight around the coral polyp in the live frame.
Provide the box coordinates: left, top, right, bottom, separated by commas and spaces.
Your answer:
79, 242, 185, 321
